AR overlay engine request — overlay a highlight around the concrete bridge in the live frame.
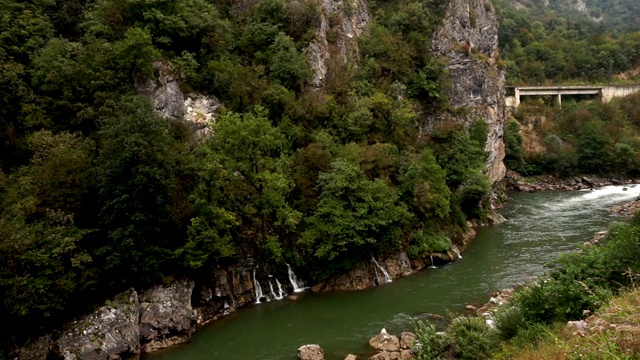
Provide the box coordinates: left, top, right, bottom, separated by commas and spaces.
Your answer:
505, 85, 640, 109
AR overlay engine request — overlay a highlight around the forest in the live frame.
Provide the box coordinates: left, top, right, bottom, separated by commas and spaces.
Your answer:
0, 0, 491, 348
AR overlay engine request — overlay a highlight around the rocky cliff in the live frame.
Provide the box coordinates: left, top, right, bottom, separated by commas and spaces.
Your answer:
305, 0, 370, 88
428, 0, 507, 183
135, 61, 220, 140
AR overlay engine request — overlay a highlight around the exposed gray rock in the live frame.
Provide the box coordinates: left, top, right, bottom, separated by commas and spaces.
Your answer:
57, 289, 140, 360
305, 0, 370, 88
369, 329, 400, 352
297, 344, 325, 360
135, 61, 219, 140
428, 0, 506, 184
138, 279, 197, 352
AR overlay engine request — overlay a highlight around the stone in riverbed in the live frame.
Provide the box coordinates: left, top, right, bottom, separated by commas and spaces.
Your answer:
298, 344, 325, 360
369, 329, 400, 352
399, 332, 416, 349
345, 355, 358, 360
369, 351, 391, 360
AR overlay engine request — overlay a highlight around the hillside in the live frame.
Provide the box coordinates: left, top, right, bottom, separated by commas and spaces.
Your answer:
0, 0, 507, 356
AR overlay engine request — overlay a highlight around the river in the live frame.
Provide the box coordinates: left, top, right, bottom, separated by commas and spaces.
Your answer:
149, 185, 639, 360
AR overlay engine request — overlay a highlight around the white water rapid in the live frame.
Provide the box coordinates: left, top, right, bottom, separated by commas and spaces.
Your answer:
371, 257, 392, 283
286, 263, 306, 292
253, 268, 264, 304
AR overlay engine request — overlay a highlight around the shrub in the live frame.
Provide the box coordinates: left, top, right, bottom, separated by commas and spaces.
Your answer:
495, 305, 525, 340
446, 316, 500, 360
413, 320, 446, 360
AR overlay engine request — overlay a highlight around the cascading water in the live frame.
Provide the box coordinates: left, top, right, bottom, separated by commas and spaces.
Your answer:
276, 278, 286, 299
268, 279, 278, 301
429, 254, 436, 268
371, 257, 392, 283
286, 263, 306, 292
453, 248, 462, 259
253, 268, 264, 304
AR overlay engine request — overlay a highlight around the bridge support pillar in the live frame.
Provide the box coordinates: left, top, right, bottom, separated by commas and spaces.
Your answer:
557, 93, 562, 107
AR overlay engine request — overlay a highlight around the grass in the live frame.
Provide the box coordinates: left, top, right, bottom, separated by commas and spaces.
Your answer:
496, 288, 640, 360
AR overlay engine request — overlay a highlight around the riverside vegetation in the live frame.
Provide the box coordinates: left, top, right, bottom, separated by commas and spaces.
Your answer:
0, 0, 496, 353
409, 212, 640, 360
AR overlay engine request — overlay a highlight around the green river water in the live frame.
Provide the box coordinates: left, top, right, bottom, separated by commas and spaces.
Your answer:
149, 185, 640, 360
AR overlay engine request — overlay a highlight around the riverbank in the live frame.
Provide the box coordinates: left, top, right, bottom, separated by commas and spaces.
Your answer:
503, 170, 638, 192
342, 184, 640, 360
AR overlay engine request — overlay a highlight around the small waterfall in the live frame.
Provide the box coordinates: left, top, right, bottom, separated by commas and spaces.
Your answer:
429, 254, 437, 268
371, 257, 392, 283
286, 263, 306, 293
453, 248, 462, 259
268, 279, 278, 301
253, 268, 264, 304
276, 278, 287, 299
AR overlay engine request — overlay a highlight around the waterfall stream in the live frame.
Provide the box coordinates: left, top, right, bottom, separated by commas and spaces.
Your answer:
371, 257, 392, 283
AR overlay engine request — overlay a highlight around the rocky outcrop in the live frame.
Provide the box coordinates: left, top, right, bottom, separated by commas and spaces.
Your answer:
138, 279, 197, 352
312, 250, 458, 292
305, 0, 370, 88
192, 259, 260, 324
611, 199, 640, 218
312, 228, 476, 292
11, 334, 54, 360
135, 61, 220, 140
367, 330, 415, 360
504, 170, 638, 192
57, 289, 140, 360
298, 344, 325, 360
428, 0, 506, 184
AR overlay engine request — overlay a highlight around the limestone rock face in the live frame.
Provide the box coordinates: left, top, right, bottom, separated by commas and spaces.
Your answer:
135, 61, 220, 140
57, 289, 140, 360
428, 0, 506, 184
297, 344, 325, 360
193, 259, 257, 323
369, 329, 400, 352
138, 279, 197, 352
305, 0, 370, 87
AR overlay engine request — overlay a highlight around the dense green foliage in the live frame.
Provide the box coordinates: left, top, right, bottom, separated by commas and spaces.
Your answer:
0, 0, 493, 347
495, 0, 640, 84
510, 94, 640, 177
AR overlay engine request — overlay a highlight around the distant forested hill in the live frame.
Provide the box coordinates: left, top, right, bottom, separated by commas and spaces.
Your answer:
495, 0, 640, 84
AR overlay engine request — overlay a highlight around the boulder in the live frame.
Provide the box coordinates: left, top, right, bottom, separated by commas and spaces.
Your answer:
57, 289, 140, 360
139, 279, 197, 352
298, 344, 325, 360
369, 351, 391, 360
369, 329, 400, 352
399, 332, 416, 349
345, 355, 358, 360
400, 349, 415, 360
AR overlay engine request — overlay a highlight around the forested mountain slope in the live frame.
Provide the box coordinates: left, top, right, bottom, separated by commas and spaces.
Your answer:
0, 0, 506, 355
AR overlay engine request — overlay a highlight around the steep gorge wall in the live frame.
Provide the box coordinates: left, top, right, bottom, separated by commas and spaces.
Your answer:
428, 0, 507, 183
